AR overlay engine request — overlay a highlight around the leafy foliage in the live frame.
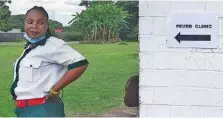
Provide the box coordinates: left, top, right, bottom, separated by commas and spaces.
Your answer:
0, 1, 13, 32
49, 19, 63, 29
69, 1, 129, 43
115, 1, 138, 41
79, 0, 91, 7
8, 14, 25, 31
64, 31, 84, 41
74, 1, 138, 42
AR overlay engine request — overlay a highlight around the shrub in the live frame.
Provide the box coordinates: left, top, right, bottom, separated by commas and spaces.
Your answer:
65, 32, 84, 41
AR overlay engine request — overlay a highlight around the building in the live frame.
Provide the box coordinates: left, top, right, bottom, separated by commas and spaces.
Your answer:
54, 28, 64, 33
139, 1, 223, 117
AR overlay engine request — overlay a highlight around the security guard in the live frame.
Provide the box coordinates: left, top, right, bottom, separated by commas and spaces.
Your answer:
10, 6, 89, 117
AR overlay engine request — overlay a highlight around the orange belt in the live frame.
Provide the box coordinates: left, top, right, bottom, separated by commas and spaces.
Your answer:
16, 97, 46, 108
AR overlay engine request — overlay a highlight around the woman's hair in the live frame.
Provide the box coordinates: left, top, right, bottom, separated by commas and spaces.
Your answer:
25, 6, 52, 36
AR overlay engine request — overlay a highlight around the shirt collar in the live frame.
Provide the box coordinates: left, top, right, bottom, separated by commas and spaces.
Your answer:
24, 34, 50, 49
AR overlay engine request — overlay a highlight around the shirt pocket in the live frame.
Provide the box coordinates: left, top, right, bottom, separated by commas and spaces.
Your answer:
19, 59, 42, 83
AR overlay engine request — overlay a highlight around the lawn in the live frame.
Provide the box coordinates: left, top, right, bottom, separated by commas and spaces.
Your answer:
0, 42, 139, 117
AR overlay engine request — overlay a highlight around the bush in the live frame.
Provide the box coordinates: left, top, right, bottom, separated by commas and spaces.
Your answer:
65, 32, 84, 41
118, 24, 138, 41
79, 40, 121, 44
54, 32, 67, 41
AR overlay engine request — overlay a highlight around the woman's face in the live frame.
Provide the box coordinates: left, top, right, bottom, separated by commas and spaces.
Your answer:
24, 10, 48, 38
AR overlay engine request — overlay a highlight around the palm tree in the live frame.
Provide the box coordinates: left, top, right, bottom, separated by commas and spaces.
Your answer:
68, 12, 81, 25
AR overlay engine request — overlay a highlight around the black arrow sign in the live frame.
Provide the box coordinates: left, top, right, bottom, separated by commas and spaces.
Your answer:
175, 32, 211, 43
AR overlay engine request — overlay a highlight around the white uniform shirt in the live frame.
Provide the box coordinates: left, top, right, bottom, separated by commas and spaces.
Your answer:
10, 36, 88, 100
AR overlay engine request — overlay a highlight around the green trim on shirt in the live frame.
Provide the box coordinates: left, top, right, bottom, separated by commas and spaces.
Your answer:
68, 59, 89, 70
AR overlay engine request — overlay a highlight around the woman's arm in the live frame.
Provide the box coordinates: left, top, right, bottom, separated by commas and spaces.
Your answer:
53, 65, 88, 92
45, 64, 88, 100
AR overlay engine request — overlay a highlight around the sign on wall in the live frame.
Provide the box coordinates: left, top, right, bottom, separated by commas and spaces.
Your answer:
167, 12, 218, 49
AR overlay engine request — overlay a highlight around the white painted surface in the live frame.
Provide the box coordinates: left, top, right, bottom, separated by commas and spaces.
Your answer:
0, 28, 21, 33
139, 1, 223, 117
167, 12, 218, 48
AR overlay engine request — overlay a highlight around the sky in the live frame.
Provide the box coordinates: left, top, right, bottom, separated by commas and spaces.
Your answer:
7, 0, 86, 26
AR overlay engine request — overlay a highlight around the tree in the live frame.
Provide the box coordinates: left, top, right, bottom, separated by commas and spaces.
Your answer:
115, 1, 138, 41
8, 14, 25, 32
69, 2, 129, 43
0, 1, 13, 32
79, 0, 113, 7
68, 12, 81, 25
79, 0, 91, 7
49, 19, 63, 29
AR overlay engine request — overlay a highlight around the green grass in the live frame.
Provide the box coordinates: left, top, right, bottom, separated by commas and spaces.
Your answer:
0, 42, 139, 117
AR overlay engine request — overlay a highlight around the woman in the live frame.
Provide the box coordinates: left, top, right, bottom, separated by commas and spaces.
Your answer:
10, 6, 89, 117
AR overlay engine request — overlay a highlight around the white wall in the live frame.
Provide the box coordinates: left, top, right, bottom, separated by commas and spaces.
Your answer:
139, 1, 223, 117
0, 28, 21, 33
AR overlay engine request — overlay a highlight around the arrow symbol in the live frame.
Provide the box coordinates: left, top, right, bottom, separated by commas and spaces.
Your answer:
175, 32, 211, 43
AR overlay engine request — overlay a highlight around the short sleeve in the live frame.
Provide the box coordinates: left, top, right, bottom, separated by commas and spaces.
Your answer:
50, 43, 89, 70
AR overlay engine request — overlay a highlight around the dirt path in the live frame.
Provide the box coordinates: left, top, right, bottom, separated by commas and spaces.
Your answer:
98, 107, 138, 117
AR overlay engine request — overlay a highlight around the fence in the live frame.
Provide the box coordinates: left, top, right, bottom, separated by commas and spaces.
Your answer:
0, 33, 24, 42
0, 32, 68, 42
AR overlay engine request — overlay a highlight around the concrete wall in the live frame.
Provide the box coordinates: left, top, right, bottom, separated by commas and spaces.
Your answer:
0, 28, 21, 33
0, 33, 24, 42
139, 1, 223, 117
